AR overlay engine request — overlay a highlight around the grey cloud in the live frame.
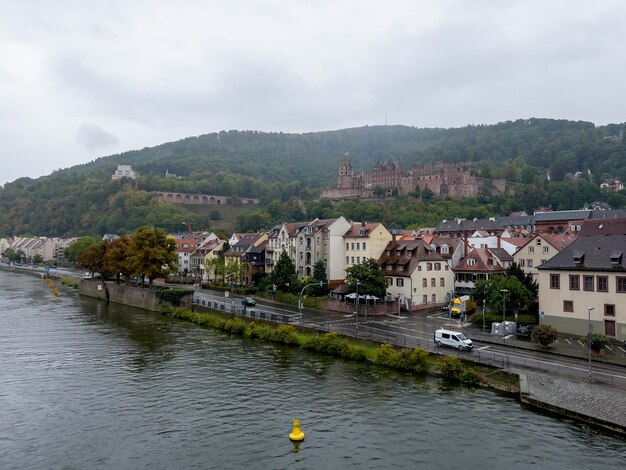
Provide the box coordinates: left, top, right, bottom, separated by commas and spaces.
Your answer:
75, 123, 118, 153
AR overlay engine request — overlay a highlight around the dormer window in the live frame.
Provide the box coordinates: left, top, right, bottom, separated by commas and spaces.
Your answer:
467, 259, 475, 267
573, 251, 585, 264
359, 228, 366, 236
610, 251, 623, 265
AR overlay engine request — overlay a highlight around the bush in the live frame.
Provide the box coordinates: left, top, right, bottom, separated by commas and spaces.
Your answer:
302, 332, 349, 356
270, 325, 299, 345
438, 355, 463, 381
374, 344, 400, 368
397, 348, 429, 374
223, 318, 246, 335
531, 324, 558, 347
459, 368, 480, 385
246, 322, 273, 340
345, 345, 368, 362
584, 333, 611, 351
155, 288, 194, 306
373, 344, 428, 374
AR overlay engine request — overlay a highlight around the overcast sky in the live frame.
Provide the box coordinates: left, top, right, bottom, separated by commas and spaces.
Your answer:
1, 0, 625, 185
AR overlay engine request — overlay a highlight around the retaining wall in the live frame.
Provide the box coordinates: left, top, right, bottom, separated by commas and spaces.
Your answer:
79, 280, 192, 311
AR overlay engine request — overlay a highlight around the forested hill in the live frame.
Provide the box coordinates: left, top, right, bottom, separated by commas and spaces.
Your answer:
1, 118, 625, 237
75, 118, 626, 186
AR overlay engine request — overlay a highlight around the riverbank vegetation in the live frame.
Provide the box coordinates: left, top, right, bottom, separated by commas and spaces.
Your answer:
160, 305, 486, 386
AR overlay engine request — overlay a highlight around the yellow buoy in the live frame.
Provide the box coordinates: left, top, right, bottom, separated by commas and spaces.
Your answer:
289, 418, 305, 442
54, 288, 59, 297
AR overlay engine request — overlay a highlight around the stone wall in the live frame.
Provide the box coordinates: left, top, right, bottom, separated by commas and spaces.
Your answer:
325, 298, 400, 316
79, 280, 193, 311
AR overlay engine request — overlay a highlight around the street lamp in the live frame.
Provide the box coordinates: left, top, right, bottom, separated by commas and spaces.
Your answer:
299, 281, 324, 325
482, 299, 486, 332
587, 307, 593, 382
355, 281, 361, 333
500, 289, 508, 340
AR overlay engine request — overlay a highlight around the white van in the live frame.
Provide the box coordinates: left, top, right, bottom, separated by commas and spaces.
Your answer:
434, 329, 474, 351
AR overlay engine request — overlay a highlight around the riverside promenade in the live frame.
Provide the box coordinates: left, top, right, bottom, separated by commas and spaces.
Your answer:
465, 324, 626, 437
519, 372, 626, 437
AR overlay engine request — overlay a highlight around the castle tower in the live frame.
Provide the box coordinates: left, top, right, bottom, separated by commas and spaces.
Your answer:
337, 159, 354, 189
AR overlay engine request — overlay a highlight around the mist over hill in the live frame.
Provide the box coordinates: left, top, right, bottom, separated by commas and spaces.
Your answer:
1, 118, 625, 237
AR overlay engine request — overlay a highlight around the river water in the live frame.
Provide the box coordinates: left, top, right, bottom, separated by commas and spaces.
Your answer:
0, 271, 623, 469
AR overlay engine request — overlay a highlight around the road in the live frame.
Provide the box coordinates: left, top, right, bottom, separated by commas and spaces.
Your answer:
194, 290, 626, 389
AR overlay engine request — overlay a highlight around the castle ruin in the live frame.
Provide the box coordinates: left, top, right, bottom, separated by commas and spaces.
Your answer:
321, 159, 506, 200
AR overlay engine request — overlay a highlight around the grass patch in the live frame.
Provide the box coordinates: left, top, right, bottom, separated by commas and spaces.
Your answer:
60, 277, 80, 289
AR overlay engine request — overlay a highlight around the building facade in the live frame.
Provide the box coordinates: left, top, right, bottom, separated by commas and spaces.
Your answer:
537, 234, 626, 340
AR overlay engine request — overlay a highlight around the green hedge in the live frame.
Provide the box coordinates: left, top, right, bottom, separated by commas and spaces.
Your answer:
159, 306, 481, 382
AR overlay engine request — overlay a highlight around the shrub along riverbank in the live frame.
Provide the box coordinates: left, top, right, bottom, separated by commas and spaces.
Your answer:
160, 306, 519, 390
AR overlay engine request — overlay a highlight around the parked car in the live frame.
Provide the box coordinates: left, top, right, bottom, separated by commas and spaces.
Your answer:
242, 297, 256, 307
516, 324, 534, 338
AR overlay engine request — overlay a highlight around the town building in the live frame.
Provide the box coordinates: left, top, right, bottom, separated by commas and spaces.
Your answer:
378, 239, 454, 310
343, 222, 393, 270
294, 217, 351, 286
223, 233, 268, 286
513, 233, 576, 280
537, 221, 626, 340
453, 247, 514, 294
111, 165, 138, 180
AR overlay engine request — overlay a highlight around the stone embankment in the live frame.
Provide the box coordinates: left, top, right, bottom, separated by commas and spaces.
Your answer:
519, 372, 626, 437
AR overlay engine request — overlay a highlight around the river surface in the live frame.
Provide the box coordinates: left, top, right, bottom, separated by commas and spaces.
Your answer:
0, 271, 624, 469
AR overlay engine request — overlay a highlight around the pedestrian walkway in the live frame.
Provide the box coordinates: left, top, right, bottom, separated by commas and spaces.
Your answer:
519, 372, 626, 437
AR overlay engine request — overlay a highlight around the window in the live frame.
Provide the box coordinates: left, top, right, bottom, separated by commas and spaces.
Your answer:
431, 278, 436, 287
467, 259, 475, 266
550, 274, 560, 289
519, 259, 525, 267
422, 295, 428, 304
441, 246, 449, 254
418, 265, 422, 271
351, 257, 355, 264
563, 300, 573, 312
387, 278, 393, 286
346, 256, 349, 265
351, 243, 355, 250
356, 257, 360, 264
440, 278, 445, 287
432, 294, 436, 303
583, 275, 594, 292
605, 320, 616, 337
435, 263, 441, 271
345, 242, 349, 251
604, 304, 615, 316
540, 259, 547, 265
527, 259, 533, 267
422, 279, 427, 287
363, 242, 367, 250
569, 275, 579, 291
543, 246, 549, 254
396, 278, 404, 287
528, 246, 535, 254
618, 277, 626, 293
427, 263, 432, 271
597, 276, 608, 292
